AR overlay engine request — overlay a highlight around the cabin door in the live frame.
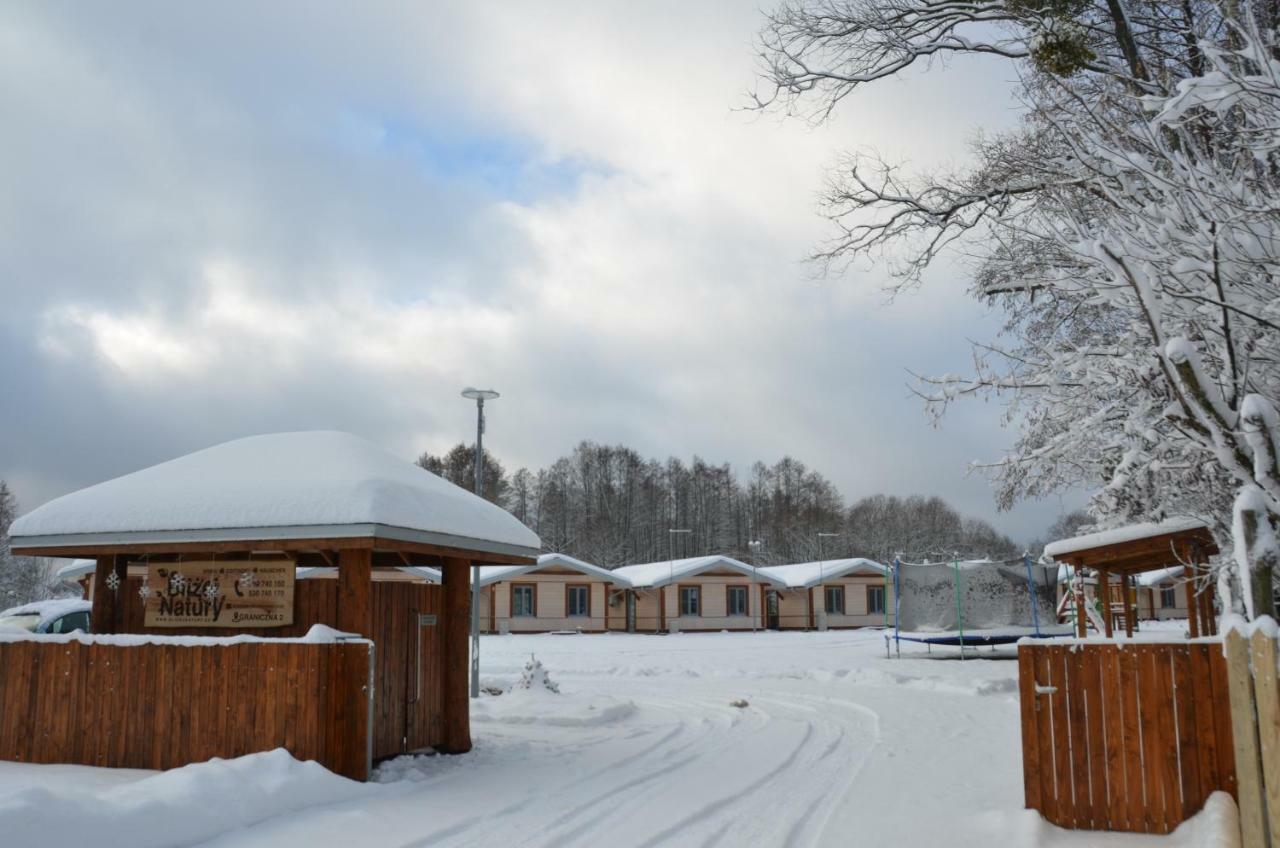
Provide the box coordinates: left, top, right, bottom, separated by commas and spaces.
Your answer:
765, 591, 780, 630
625, 591, 636, 633
405, 586, 442, 752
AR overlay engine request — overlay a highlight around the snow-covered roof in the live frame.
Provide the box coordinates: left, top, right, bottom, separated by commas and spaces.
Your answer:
55, 559, 96, 582
1044, 518, 1208, 559
612, 555, 785, 589
0, 598, 92, 629
9, 431, 541, 559
1136, 565, 1187, 587
475, 553, 627, 588
760, 558, 887, 589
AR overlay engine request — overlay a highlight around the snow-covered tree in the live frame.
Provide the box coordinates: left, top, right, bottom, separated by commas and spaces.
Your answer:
0, 481, 62, 606
754, 0, 1280, 618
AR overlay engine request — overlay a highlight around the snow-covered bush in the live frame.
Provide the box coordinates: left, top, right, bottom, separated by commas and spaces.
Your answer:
514, 654, 560, 694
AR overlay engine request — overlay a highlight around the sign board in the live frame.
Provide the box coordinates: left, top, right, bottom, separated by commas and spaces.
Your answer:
143, 561, 295, 628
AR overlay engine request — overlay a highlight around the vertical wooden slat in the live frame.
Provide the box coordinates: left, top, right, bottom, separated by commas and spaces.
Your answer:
439, 558, 472, 755
1018, 646, 1043, 813
1138, 646, 1168, 833
1226, 629, 1267, 847
1170, 646, 1202, 819
1081, 646, 1107, 829
1154, 647, 1183, 829
1250, 629, 1280, 844
1099, 645, 1129, 830
1050, 647, 1076, 828
1188, 643, 1220, 810
1121, 646, 1148, 831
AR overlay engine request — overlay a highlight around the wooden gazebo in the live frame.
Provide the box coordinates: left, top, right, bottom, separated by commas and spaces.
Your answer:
3, 431, 539, 779
1044, 520, 1219, 639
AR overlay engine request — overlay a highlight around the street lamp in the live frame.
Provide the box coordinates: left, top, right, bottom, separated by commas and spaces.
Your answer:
668, 528, 691, 632
462, 387, 499, 698
816, 532, 840, 631
748, 540, 763, 632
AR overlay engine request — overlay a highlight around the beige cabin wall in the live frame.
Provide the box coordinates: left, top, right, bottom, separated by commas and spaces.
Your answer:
488, 572, 616, 632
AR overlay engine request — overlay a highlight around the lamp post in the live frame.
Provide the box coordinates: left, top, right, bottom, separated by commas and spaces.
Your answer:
462, 387, 499, 699
668, 528, 691, 632
816, 532, 840, 630
748, 539, 763, 631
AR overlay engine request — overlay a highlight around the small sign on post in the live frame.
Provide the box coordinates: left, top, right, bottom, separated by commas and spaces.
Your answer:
143, 561, 295, 628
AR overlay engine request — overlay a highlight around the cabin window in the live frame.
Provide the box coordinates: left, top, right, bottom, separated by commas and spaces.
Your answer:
824, 586, 845, 615
567, 584, 590, 617
727, 585, 748, 616
512, 584, 537, 617
866, 585, 886, 615
1160, 585, 1177, 609
679, 585, 701, 617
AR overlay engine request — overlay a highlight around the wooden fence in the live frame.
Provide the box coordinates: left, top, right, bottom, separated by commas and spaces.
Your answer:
1018, 641, 1237, 833
1225, 627, 1280, 847
0, 637, 373, 780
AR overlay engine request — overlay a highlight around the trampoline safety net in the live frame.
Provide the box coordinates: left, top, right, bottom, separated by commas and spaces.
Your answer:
895, 558, 1060, 633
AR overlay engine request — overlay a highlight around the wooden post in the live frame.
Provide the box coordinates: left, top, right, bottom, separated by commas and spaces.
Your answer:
1124, 577, 1134, 638
439, 557, 472, 754
336, 548, 373, 638
1183, 562, 1200, 639
1099, 569, 1113, 638
658, 586, 666, 633
1074, 568, 1089, 638
1253, 629, 1280, 845
90, 555, 127, 634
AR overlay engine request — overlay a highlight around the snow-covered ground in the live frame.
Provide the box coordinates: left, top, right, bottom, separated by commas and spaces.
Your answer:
0, 627, 1236, 847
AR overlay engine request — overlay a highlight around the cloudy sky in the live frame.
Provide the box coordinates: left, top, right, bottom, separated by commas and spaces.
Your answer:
0, 1, 1085, 544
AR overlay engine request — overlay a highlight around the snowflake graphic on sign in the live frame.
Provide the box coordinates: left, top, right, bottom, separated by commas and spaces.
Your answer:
203, 581, 221, 599
169, 572, 186, 591
138, 583, 152, 600
104, 571, 121, 592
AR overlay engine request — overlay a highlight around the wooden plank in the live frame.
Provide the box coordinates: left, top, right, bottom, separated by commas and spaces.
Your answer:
1226, 629, 1267, 847
1095, 645, 1125, 830
1081, 645, 1108, 829
0, 644, 34, 762
1049, 646, 1076, 828
1062, 646, 1090, 826
1154, 647, 1183, 829
1209, 648, 1239, 799
1170, 645, 1203, 819
1188, 643, 1221, 810
1136, 646, 1165, 832
1018, 647, 1043, 813
1250, 629, 1280, 845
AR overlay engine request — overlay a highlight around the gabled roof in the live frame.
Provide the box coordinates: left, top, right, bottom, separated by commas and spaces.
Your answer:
612, 555, 784, 589
10, 431, 541, 560
475, 553, 627, 588
1043, 519, 1210, 560
760, 558, 887, 589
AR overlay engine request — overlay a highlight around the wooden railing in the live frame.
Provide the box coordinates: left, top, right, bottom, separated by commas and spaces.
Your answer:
1018, 641, 1237, 833
1225, 626, 1280, 847
0, 637, 373, 780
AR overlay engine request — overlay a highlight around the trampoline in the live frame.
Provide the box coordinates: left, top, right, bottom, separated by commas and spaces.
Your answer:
887, 555, 1071, 658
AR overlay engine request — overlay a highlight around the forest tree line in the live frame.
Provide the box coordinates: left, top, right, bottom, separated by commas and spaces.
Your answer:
419, 441, 1031, 567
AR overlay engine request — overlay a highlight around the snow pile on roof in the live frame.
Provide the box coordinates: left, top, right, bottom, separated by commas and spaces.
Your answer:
1044, 518, 1208, 559
0, 749, 372, 848
1136, 565, 1187, 587
54, 559, 96, 581
613, 555, 783, 588
477, 553, 627, 586
10, 431, 540, 557
761, 558, 887, 588
0, 599, 91, 629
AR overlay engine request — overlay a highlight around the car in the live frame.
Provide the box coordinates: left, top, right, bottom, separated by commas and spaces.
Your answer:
0, 598, 93, 634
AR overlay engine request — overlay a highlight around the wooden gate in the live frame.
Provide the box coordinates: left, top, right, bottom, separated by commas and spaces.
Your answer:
1018, 642, 1237, 833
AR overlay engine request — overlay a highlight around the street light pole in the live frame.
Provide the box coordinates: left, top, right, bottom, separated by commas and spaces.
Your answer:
462, 387, 499, 699
817, 532, 839, 630
668, 528, 691, 633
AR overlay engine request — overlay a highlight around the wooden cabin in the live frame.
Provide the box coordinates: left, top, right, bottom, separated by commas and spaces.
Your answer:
759, 558, 892, 630
477, 553, 626, 633
610, 556, 785, 632
3, 431, 540, 779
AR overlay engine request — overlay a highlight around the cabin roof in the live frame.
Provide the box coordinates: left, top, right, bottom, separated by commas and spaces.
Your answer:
9, 431, 541, 560
760, 558, 887, 588
1043, 519, 1216, 574
476, 553, 627, 587
612, 555, 785, 589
